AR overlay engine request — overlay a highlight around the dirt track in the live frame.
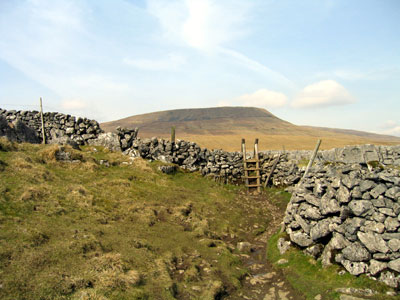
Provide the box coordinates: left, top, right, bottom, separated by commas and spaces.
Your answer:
223, 192, 304, 300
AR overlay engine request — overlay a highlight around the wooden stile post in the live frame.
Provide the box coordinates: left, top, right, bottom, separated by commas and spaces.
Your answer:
40, 97, 46, 144
254, 138, 259, 159
241, 138, 246, 162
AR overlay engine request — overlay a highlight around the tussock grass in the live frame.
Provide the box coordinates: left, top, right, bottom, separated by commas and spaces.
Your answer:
0, 137, 16, 151
0, 142, 254, 300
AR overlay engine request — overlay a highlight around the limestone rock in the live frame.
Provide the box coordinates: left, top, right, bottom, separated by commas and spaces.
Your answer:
388, 239, 400, 252
370, 184, 387, 198
290, 231, 313, 247
310, 219, 331, 241
304, 244, 324, 258
89, 132, 121, 152
369, 259, 387, 276
379, 271, 400, 288
341, 260, 368, 276
337, 185, 351, 203
348, 200, 373, 217
342, 243, 370, 262
388, 258, 400, 273
357, 231, 389, 253
277, 238, 291, 255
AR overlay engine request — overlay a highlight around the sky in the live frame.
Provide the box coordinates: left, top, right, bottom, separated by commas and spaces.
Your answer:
0, 0, 399, 136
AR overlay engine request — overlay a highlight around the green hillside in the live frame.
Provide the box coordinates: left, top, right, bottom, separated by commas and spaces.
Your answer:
1, 138, 396, 300
0, 138, 277, 300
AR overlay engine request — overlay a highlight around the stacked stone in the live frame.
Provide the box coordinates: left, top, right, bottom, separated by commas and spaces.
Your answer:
0, 108, 103, 145
260, 153, 302, 186
262, 144, 400, 167
122, 137, 303, 186
116, 126, 139, 151
284, 163, 400, 288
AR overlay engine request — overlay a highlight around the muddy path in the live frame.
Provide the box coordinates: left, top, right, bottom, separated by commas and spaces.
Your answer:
223, 192, 305, 300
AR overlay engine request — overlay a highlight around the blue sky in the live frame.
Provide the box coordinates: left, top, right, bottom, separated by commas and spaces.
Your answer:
0, 0, 399, 136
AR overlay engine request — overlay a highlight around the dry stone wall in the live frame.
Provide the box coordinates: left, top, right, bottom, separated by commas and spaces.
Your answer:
263, 144, 400, 167
123, 137, 302, 186
0, 108, 103, 145
283, 163, 400, 288
2, 108, 400, 288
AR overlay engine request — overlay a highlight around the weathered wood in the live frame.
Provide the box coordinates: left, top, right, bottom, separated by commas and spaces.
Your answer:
241, 138, 246, 162
242, 138, 261, 194
264, 154, 281, 188
39, 97, 46, 144
302, 139, 322, 180
254, 138, 259, 159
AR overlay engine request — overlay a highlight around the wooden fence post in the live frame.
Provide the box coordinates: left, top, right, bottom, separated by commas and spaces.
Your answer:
40, 97, 46, 144
302, 139, 322, 180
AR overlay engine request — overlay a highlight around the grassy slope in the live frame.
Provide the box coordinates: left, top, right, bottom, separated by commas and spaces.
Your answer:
100, 107, 400, 151
1, 138, 399, 300
0, 139, 269, 300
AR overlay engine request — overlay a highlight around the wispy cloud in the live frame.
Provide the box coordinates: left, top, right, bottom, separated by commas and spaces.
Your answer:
292, 80, 355, 108
123, 53, 186, 70
218, 48, 293, 87
314, 67, 400, 81
147, 0, 292, 86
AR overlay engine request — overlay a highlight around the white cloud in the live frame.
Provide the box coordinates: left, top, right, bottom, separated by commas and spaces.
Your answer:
292, 80, 355, 108
237, 89, 287, 108
61, 99, 88, 110
383, 126, 400, 136
123, 53, 186, 70
378, 120, 400, 137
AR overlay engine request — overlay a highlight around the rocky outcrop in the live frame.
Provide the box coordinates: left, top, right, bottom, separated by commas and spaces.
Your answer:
0, 116, 40, 143
284, 163, 400, 288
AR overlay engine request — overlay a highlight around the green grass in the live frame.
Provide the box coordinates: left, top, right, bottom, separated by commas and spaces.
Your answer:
267, 232, 399, 300
0, 139, 255, 300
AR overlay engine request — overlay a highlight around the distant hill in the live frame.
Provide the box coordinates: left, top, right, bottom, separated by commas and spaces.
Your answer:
101, 107, 400, 151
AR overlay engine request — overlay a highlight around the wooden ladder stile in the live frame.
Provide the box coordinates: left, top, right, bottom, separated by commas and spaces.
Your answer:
242, 138, 262, 194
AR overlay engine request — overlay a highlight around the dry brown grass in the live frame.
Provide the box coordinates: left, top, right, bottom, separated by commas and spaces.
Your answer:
20, 186, 48, 202
11, 156, 34, 170
0, 137, 16, 151
38, 144, 84, 162
131, 157, 152, 172
100, 107, 400, 151
89, 253, 141, 290
164, 133, 400, 151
